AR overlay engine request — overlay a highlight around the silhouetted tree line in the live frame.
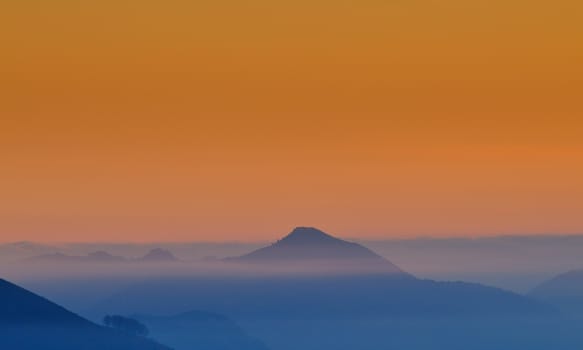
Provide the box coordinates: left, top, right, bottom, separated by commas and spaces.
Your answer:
103, 315, 149, 337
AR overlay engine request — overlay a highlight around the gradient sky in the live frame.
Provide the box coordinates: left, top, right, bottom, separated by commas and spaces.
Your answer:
1, 0, 582, 242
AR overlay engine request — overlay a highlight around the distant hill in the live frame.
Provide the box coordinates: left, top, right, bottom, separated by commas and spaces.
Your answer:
134, 310, 269, 350
138, 248, 180, 262
0, 241, 61, 262
0, 278, 170, 350
27, 248, 180, 264
530, 269, 583, 316
29, 251, 128, 263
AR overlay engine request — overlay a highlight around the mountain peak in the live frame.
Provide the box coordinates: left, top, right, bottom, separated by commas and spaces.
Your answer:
231, 227, 409, 276
279, 227, 338, 245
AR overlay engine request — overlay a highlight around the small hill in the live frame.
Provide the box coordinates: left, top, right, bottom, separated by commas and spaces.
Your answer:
134, 310, 269, 350
138, 248, 179, 262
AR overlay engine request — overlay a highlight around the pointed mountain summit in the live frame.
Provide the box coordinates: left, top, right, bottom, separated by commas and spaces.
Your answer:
232, 227, 408, 275
278, 227, 345, 245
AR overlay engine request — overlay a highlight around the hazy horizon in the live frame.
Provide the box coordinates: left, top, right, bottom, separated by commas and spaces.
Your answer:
4, 230, 583, 294
3, 229, 583, 245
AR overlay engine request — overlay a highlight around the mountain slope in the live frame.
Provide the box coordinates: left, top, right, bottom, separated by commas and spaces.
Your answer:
0, 278, 170, 350
530, 269, 583, 316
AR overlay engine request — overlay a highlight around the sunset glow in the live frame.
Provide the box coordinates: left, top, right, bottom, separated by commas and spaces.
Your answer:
1, 0, 582, 241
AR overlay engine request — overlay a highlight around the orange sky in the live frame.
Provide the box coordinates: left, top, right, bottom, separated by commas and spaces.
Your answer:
0, 0, 582, 242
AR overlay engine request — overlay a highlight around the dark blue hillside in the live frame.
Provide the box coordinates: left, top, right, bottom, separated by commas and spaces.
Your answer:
0, 278, 92, 325
0, 278, 171, 350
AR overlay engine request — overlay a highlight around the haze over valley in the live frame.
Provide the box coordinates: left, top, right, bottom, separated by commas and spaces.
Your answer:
3, 227, 583, 349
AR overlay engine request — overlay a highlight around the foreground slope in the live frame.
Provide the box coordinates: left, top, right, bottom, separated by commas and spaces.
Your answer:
0, 278, 170, 350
